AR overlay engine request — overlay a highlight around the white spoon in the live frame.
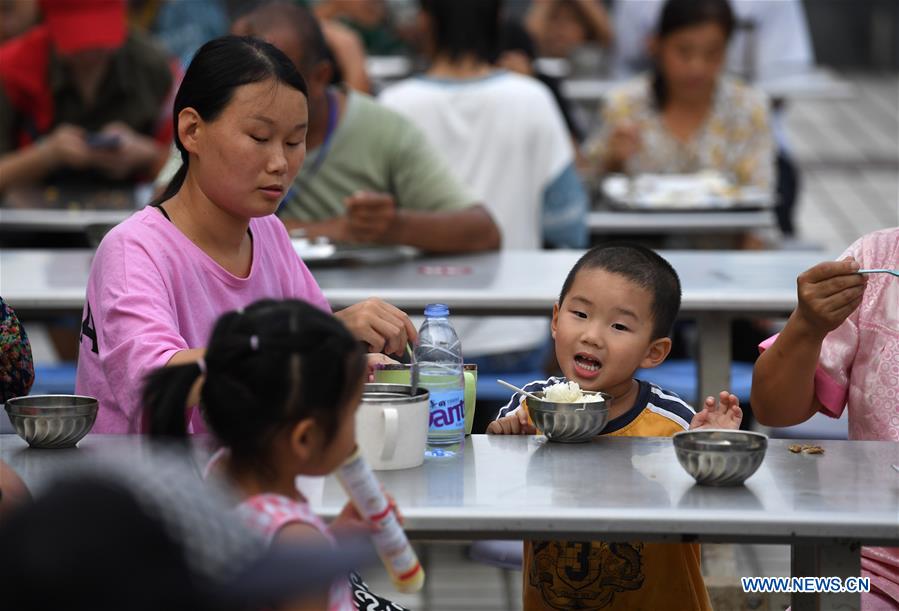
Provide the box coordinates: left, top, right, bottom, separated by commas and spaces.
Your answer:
496, 379, 542, 403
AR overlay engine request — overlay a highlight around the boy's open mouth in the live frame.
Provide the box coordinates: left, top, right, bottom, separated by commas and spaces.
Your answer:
574, 354, 602, 372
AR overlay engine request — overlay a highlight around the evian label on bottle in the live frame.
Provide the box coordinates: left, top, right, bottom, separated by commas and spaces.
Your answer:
427, 388, 465, 434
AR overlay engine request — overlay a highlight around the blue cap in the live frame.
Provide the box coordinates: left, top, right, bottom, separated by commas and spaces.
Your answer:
424, 303, 449, 317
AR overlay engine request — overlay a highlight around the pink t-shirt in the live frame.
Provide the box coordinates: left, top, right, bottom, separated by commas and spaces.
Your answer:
75, 207, 330, 434
238, 493, 355, 611
760, 227, 899, 609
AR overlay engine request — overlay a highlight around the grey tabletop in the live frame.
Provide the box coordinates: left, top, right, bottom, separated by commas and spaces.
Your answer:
307, 435, 899, 544
0, 248, 827, 315
588, 209, 778, 234
314, 249, 827, 315
4, 434, 895, 546
0, 185, 152, 232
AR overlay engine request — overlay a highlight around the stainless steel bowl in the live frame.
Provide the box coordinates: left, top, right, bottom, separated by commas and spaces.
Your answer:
4, 395, 98, 448
525, 391, 612, 443
673, 429, 767, 486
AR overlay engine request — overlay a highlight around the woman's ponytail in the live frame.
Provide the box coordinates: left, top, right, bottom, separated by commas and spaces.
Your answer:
143, 362, 204, 438
150, 160, 188, 208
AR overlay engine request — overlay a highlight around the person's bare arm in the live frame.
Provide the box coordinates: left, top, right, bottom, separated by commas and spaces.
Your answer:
577, 0, 614, 48
751, 259, 865, 427
274, 523, 332, 611
0, 125, 91, 190
320, 19, 371, 93
166, 348, 207, 407
282, 216, 351, 242
345, 192, 501, 253
386, 205, 500, 253
90, 122, 166, 180
334, 298, 417, 357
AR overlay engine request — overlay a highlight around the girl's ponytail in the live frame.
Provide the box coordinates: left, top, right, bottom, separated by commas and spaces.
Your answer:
143, 362, 204, 438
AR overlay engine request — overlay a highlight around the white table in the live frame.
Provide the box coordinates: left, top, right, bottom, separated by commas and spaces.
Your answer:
589, 209, 778, 234
366, 55, 413, 82
563, 68, 855, 103
0, 248, 828, 401
0, 185, 151, 232
5, 434, 891, 610
315, 249, 828, 401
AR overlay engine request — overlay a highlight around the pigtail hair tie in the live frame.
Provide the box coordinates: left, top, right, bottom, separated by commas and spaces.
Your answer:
249, 335, 259, 351
197, 357, 207, 375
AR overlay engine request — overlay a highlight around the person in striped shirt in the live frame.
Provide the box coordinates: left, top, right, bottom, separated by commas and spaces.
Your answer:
488, 243, 742, 611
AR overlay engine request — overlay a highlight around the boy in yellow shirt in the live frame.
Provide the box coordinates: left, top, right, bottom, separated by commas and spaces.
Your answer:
489, 243, 742, 610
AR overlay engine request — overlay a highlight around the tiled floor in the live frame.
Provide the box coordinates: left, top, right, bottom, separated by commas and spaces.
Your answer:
361, 543, 522, 611
787, 72, 899, 249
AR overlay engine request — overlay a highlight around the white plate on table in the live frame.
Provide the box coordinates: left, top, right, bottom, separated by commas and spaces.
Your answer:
602, 172, 774, 211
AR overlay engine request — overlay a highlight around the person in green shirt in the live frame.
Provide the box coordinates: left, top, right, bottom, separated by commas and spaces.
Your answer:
234, 1, 500, 253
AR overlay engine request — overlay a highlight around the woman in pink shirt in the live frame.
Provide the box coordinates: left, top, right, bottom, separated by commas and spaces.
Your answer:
76, 36, 415, 434
752, 226, 899, 609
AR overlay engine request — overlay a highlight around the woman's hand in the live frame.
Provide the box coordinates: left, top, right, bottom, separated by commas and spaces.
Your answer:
690, 391, 742, 430
335, 298, 417, 357
42, 124, 92, 170
604, 122, 641, 171
90, 122, 161, 179
793, 258, 866, 340
366, 353, 398, 381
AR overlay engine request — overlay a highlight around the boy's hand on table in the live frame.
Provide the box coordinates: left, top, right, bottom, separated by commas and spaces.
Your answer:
690, 391, 743, 430
486, 406, 537, 435
794, 257, 866, 338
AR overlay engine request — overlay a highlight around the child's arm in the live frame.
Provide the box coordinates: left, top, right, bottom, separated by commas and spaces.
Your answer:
487, 406, 537, 435
751, 259, 865, 427
275, 523, 333, 611
690, 391, 743, 430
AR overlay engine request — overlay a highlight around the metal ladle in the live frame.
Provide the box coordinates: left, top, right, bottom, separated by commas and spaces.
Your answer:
406, 343, 419, 397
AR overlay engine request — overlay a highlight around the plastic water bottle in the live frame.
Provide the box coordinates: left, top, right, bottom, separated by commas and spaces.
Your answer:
415, 303, 464, 456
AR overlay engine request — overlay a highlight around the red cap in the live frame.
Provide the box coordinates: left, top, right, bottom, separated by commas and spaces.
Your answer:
40, 0, 126, 54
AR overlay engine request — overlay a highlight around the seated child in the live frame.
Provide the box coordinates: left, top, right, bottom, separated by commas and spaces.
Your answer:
488, 243, 741, 611
145, 298, 407, 611
752, 226, 898, 609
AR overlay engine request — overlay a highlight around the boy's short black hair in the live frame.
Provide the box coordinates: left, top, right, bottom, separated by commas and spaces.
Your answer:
559, 243, 682, 339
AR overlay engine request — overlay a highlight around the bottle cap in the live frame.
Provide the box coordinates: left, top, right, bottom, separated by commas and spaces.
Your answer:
423, 303, 450, 317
